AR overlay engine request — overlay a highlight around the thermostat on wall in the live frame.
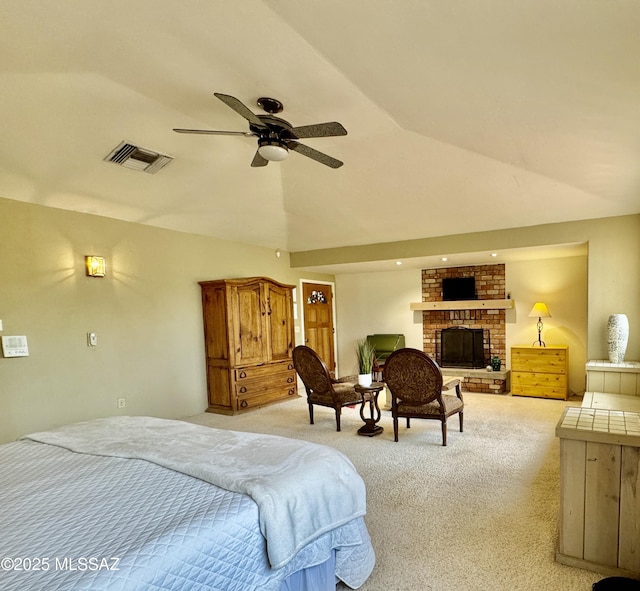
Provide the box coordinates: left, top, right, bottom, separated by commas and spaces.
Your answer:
1, 335, 29, 357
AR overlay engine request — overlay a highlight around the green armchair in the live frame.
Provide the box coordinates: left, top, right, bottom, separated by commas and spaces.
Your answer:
366, 334, 405, 380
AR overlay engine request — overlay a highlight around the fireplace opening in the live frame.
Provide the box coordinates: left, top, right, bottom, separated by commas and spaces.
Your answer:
436, 327, 489, 369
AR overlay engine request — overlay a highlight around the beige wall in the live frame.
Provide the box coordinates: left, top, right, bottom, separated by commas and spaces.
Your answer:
306, 215, 639, 376
505, 256, 588, 395
334, 269, 423, 377
2, 197, 638, 442
0, 197, 332, 443
584, 216, 640, 361
335, 255, 589, 395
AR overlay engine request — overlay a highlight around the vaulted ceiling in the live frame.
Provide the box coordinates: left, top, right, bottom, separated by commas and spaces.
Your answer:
2, 1, 639, 258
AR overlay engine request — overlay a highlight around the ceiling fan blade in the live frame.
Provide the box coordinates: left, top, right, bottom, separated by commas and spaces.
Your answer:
214, 93, 266, 129
291, 121, 347, 139
287, 141, 343, 169
173, 128, 255, 137
251, 150, 269, 167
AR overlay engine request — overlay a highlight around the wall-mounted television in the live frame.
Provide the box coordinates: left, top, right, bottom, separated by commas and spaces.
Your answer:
442, 276, 477, 301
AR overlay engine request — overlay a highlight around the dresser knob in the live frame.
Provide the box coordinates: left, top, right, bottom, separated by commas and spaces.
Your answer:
240, 400, 248, 409
239, 386, 247, 393
239, 371, 247, 379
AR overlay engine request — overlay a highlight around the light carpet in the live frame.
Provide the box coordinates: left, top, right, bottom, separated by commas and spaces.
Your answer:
187, 391, 606, 591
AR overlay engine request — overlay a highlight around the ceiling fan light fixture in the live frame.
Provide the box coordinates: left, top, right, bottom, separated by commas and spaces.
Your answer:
257, 139, 289, 162
175, 93, 345, 168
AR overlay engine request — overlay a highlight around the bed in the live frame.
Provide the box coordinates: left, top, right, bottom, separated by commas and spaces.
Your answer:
0, 416, 375, 591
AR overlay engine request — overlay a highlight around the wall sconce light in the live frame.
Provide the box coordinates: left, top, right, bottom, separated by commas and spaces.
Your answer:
528, 302, 551, 347
85, 256, 106, 277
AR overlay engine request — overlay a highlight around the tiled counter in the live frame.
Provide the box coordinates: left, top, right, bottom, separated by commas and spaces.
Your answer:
557, 406, 640, 445
556, 405, 640, 577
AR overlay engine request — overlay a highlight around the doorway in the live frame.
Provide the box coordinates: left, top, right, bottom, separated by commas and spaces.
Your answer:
301, 281, 337, 375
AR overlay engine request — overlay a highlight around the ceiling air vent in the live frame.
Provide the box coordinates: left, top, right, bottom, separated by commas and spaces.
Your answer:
104, 141, 173, 174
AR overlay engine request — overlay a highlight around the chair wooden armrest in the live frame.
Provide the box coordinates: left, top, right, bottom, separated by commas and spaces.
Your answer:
443, 376, 462, 390
333, 375, 358, 384
443, 376, 464, 401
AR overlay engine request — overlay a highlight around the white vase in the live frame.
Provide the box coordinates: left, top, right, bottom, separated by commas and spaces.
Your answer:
358, 373, 373, 387
607, 313, 629, 364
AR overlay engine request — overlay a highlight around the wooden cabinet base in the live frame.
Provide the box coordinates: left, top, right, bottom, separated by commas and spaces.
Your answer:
555, 552, 640, 580
557, 434, 640, 578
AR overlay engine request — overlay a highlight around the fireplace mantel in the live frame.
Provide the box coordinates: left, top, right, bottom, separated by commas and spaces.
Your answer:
410, 299, 514, 311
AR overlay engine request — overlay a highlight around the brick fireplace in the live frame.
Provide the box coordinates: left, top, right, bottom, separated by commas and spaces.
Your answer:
421, 264, 509, 393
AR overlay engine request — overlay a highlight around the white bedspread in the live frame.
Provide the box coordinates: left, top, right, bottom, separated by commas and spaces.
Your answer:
23, 416, 367, 570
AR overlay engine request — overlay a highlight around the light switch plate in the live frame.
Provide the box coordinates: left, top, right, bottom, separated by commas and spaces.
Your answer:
87, 332, 98, 347
2, 335, 29, 357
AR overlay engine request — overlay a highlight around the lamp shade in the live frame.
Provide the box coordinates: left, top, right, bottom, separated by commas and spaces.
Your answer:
528, 302, 551, 318
257, 140, 288, 162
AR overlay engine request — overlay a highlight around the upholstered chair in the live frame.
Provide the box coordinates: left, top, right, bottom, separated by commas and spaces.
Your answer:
384, 348, 464, 446
292, 345, 361, 432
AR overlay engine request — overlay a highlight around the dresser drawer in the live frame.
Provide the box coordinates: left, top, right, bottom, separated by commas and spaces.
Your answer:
235, 386, 297, 411
512, 371, 567, 399
234, 369, 296, 396
511, 347, 567, 374
234, 361, 295, 381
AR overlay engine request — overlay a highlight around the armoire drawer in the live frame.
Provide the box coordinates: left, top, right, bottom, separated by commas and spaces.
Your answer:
234, 361, 295, 381
234, 370, 296, 396
236, 386, 297, 411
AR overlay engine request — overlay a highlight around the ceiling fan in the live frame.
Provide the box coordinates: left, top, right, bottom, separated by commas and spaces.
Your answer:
173, 93, 347, 168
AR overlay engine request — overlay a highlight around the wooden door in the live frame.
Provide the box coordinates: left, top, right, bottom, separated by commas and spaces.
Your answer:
302, 282, 335, 373
230, 280, 267, 366
266, 281, 294, 362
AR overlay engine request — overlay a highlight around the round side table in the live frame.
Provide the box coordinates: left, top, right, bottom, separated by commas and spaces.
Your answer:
355, 382, 385, 437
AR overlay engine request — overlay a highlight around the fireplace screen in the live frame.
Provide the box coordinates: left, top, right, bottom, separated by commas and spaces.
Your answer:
436, 327, 488, 369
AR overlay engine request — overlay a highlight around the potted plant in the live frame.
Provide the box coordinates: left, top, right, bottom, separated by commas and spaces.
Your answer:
356, 339, 375, 387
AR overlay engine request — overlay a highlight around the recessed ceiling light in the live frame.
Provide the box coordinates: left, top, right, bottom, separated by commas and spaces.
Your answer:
441, 257, 448, 262
396, 261, 403, 266
491, 253, 498, 257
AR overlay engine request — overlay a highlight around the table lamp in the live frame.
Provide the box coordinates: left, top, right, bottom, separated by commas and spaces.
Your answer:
528, 302, 551, 347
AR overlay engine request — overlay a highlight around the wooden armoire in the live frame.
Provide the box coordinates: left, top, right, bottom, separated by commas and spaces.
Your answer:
199, 277, 298, 414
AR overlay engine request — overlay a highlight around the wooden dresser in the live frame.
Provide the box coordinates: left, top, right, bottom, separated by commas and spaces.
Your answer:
199, 277, 298, 414
511, 345, 568, 400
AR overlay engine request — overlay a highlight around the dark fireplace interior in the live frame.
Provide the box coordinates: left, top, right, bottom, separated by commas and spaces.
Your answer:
437, 327, 489, 369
